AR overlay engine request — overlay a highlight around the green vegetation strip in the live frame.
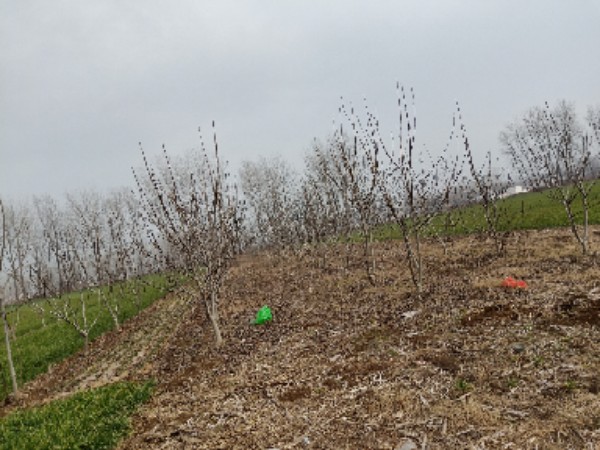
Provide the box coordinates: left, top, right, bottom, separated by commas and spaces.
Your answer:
0, 381, 154, 450
0, 275, 172, 402
373, 183, 600, 240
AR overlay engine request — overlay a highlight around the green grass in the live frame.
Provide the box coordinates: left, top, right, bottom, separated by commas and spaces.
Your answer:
0, 381, 154, 449
0, 275, 173, 402
373, 181, 600, 240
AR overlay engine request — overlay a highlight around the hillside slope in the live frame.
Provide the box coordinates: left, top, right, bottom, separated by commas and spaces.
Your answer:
124, 228, 599, 449
7, 228, 600, 448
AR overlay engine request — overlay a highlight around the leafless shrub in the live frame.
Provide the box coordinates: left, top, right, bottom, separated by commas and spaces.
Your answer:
0, 203, 32, 305
133, 123, 244, 347
332, 100, 385, 283
239, 156, 300, 251
31, 196, 100, 351
302, 139, 356, 245
500, 100, 597, 254
104, 189, 157, 313
466, 150, 513, 253
587, 106, 600, 178
588, 105, 600, 138
461, 106, 513, 254
65, 191, 123, 330
378, 86, 464, 293
0, 197, 19, 395
0, 186, 159, 358
293, 86, 467, 292
291, 139, 359, 270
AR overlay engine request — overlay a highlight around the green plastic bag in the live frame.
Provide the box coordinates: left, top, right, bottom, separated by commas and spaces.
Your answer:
253, 305, 272, 325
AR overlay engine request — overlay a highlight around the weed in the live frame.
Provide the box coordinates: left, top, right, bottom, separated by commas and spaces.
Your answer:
455, 378, 473, 393
532, 355, 545, 368
506, 377, 520, 389
563, 380, 578, 392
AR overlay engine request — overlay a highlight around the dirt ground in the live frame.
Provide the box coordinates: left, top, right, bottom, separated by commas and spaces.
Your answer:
5, 228, 600, 449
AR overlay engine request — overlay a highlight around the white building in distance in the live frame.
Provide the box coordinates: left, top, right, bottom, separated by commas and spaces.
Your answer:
500, 185, 529, 199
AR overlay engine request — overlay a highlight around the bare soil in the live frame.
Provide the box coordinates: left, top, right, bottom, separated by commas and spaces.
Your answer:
5, 228, 600, 449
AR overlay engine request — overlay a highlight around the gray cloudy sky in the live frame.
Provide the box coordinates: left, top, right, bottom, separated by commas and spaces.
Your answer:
2, 0, 599, 200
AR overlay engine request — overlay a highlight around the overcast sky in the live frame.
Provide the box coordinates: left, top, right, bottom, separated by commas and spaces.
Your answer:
1, 0, 599, 201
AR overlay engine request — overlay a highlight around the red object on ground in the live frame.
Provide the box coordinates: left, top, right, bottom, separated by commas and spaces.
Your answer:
501, 277, 528, 289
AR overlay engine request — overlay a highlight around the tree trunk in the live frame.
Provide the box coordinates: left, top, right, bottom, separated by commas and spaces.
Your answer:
581, 187, 590, 255
401, 221, 423, 296
208, 312, 223, 348
81, 331, 89, 354
364, 228, 375, 285
206, 291, 223, 347
562, 198, 587, 256
98, 288, 121, 332
1, 297, 18, 395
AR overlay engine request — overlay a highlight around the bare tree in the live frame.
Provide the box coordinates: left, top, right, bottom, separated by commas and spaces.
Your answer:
133, 124, 244, 347
32, 196, 71, 294
103, 189, 156, 314
0, 198, 19, 395
461, 106, 513, 253
239, 157, 299, 250
16, 189, 158, 351
332, 101, 385, 283
588, 105, 600, 136
302, 139, 355, 245
587, 106, 600, 177
31, 196, 100, 352
1, 203, 33, 305
379, 86, 464, 293
66, 191, 123, 330
288, 140, 358, 271
500, 100, 597, 254
465, 150, 513, 253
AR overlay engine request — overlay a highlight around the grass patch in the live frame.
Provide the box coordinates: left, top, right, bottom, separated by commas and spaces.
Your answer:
0, 274, 173, 402
0, 381, 154, 449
